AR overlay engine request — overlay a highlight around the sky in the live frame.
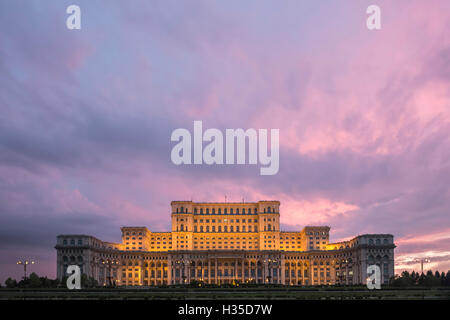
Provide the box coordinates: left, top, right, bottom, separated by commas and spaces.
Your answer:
0, 0, 449, 283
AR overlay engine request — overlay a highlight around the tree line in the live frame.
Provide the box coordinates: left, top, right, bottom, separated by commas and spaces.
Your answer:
390, 270, 450, 287
3, 270, 450, 288
3, 272, 99, 288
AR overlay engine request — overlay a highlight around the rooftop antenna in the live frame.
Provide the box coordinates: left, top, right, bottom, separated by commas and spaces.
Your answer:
224, 195, 227, 203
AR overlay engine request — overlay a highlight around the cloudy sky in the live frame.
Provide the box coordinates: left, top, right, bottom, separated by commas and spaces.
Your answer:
0, 0, 449, 283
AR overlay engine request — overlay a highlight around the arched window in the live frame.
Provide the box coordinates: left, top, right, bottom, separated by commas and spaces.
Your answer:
200, 208, 203, 214
194, 208, 197, 214
212, 208, 215, 214
224, 208, 227, 214
236, 208, 239, 214
369, 239, 374, 245
267, 207, 271, 213
254, 208, 257, 213
376, 239, 381, 245
248, 208, 251, 214
230, 208, 233, 214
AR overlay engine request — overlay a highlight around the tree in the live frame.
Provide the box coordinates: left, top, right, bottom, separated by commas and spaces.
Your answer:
440, 272, 446, 286
445, 271, 450, 286
29, 272, 42, 288
5, 277, 17, 288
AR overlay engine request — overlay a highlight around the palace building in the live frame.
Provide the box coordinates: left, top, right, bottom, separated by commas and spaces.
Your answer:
55, 200, 395, 286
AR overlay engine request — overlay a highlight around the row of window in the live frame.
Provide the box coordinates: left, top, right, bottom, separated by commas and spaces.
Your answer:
62, 239, 83, 246
176, 206, 278, 214
368, 238, 389, 245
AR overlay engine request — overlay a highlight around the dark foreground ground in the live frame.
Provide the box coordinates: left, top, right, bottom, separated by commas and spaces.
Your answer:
1, 286, 449, 300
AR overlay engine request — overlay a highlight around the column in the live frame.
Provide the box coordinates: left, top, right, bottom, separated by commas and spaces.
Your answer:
215, 258, 218, 284
241, 258, 245, 283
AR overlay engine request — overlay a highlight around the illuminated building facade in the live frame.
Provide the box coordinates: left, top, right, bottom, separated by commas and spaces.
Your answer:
55, 201, 395, 286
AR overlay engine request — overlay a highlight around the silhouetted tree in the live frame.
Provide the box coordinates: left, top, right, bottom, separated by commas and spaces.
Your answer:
29, 272, 42, 288
5, 278, 17, 288
390, 269, 450, 287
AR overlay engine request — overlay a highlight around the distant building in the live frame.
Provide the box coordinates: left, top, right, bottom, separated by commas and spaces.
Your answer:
55, 200, 395, 286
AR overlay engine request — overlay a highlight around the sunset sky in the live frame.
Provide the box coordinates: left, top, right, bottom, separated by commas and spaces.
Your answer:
1, 0, 449, 283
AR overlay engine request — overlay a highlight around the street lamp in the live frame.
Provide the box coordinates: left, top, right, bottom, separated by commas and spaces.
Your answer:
16, 260, 36, 279
102, 259, 119, 286
414, 258, 431, 274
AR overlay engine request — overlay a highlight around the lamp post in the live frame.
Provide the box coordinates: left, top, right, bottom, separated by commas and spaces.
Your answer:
175, 258, 191, 284
102, 259, 119, 287
414, 258, 431, 274
16, 260, 35, 279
